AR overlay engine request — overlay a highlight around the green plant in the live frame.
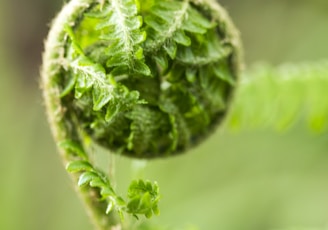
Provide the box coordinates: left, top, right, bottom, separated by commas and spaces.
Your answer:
41, 0, 328, 229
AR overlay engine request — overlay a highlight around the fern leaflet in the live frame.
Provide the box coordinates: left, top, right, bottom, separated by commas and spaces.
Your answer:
144, 0, 214, 55
87, 0, 151, 76
63, 141, 160, 220
65, 26, 145, 121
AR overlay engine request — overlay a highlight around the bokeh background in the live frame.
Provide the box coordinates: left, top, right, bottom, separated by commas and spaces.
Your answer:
1, 0, 328, 229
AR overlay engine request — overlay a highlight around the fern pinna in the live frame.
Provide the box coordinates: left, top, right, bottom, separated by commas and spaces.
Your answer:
42, 0, 241, 229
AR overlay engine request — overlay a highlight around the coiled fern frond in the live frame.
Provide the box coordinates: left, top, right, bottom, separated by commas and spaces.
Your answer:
41, 0, 241, 229
57, 0, 241, 159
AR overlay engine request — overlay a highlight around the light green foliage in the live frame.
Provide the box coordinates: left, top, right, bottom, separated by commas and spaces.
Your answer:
272, 228, 327, 230
229, 61, 328, 132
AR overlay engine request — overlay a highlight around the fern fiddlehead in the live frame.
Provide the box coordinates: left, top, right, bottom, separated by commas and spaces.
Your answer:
41, 0, 242, 229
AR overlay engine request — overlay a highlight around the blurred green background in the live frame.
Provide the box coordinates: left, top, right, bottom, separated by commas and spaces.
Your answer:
1, 0, 328, 229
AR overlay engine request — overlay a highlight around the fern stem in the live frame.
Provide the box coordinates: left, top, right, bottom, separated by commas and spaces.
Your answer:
228, 61, 328, 132
41, 0, 120, 229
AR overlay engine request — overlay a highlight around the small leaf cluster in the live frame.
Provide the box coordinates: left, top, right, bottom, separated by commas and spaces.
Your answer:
63, 25, 145, 124
60, 139, 160, 220
85, 0, 151, 76
127, 180, 160, 219
144, 0, 219, 61
144, 0, 234, 85
67, 160, 126, 218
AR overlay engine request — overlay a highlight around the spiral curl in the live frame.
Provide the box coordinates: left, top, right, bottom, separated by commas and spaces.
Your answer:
42, 0, 242, 227
43, 0, 241, 158
43, 0, 242, 159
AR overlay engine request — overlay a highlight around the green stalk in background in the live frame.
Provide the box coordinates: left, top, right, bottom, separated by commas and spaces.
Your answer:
229, 60, 328, 132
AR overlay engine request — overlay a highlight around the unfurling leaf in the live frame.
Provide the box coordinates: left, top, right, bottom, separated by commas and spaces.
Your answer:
59, 140, 87, 159
127, 180, 160, 218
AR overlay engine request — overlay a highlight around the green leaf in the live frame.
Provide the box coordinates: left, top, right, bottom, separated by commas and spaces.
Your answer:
105, 100, 119, 122
181, 19, 207, 34
106, 53, 128, 67
212, 62, 235, 85
100, 186, 116, 197
164, 41, 177, 59
93, 0, 148, 71
110, 65, 130, 76
92, 84, 113, 111
152, 204, 160, 216
78, 171, 99, 187
58, 140, 87, 159
60, 74, 76, 97
85, 5, 112, 18
144, 0, 190, 53
134, 47, 144, 60
127, 197, 141, 212
134, 60, 152, 76
89, 177, 107, 188
116, 196, 126, 206
106, 41, 125, 56
144, 16, 167, 32
145, 210, 153, 219
70, 56, 107, 100
64, 25, 84, 55
103, 86, 142, 122
125, 15, 143, 30
126, 179, 160, 218
187, 6, 214, 29
186, 68, 197, 83
132, 30, 147, 44
68, 53, 145, 114
66, 160, 93, 173
140, 192, 152, 211
74, 70, 94, 98
173, 30, 191, 46
154, 53, 168, 71
105, 200, 114, 214
168, 64, 184, 82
